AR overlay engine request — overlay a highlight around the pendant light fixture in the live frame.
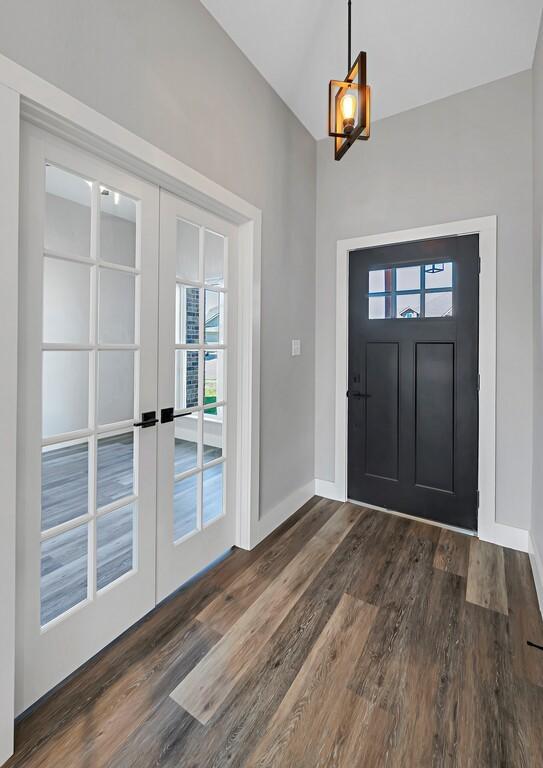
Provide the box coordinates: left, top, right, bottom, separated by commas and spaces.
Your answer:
328, 0, 371, 160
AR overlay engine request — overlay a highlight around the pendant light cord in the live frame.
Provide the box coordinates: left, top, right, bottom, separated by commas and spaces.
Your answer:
347, 0, 352, 70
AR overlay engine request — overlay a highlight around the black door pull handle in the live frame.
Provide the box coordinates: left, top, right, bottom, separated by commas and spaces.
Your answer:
161, 407, 190, 424
346, 391, 371, 399
134, 411, 158, 428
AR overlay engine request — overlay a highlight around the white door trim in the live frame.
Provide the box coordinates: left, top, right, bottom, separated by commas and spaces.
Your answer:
322, 215, 529, 553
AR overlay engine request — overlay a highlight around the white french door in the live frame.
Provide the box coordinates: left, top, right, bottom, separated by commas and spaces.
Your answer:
16, 124, 159, 713
16, 128, 241, 714
156, 192, 238, 601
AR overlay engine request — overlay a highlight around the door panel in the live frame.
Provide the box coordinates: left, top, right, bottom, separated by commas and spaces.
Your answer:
415, 342, 454, 493
17, 124, 159, 713
156, 191, 237, 603
365, 342, 399, 480
348, 235, 479, 530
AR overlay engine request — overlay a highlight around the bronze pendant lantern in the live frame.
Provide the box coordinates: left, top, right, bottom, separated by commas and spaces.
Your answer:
328, 0, 371, 160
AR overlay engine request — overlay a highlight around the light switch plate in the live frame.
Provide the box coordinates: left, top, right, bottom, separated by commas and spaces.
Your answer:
291, 339, 301, 356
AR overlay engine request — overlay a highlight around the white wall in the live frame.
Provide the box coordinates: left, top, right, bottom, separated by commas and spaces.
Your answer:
0, 0, 317, 519
316, 71, 534, 532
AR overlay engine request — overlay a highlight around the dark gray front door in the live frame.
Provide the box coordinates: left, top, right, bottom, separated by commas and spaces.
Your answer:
348, 235, 479, 530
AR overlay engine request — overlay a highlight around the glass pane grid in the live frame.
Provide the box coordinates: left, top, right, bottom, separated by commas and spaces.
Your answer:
171, 218, 228, 543
368, 262, 453, 319
41, 164, 140, 626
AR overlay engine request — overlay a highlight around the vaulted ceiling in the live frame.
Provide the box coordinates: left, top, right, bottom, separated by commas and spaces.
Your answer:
200, 0, 543, 139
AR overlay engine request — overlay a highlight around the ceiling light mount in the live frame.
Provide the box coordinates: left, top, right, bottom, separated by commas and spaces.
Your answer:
328, 0, 371, 161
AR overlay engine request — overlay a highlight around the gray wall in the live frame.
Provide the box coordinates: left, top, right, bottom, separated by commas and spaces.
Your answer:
316, 71, 533, 531
532, 21, 543, 554
0, 0, 317, 517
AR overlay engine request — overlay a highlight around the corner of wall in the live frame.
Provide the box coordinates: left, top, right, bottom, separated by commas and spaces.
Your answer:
529, 531, 543, 618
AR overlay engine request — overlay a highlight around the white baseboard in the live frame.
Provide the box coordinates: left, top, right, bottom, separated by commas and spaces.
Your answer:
529, 532, 543, 619
252, 480, 315, 547
478, 521, 529, 552
314, 478, 344, 501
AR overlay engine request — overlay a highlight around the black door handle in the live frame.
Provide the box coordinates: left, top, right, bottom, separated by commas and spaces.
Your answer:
134, 411, 158, 428
161, 407, 190, 424
346, 391, 371, 399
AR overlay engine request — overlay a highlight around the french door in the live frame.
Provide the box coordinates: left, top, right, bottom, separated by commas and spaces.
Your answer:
156, 192, 237, 601
16, 126, 238, 714
16, 124, 160, 713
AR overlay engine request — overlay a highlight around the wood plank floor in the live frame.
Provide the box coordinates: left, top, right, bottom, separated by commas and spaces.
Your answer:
8, 497, 543, 767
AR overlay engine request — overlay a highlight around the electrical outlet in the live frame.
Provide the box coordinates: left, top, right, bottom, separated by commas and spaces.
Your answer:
291, 339, 301, 356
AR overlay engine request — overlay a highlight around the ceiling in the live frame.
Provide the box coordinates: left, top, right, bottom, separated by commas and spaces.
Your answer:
200, 0, 543, 139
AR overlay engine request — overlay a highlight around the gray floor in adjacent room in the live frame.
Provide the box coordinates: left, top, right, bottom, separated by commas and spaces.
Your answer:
40, 435, 222, 625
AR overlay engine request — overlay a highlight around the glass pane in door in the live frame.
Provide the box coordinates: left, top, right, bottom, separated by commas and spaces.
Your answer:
176, 284, 200, 345
99, 269, 136, 344
174, 413, 199, 475
100, 189, 137, 267
42, 351, 89, 437
175, 350, 200, 410
204, 229, 225, 287
203, 407, 223, 463
41, 441, 89, 531
41, 524, 88, 625
204, 290, 224, 345
96, 432, 134, 508
203, 464, 223, 525
43, 257, 91, 344
96, 504, 135, 589
45, 165, 91, 259
176, 218, 200, 282
173, 475, 198, 541
97, 351, 135, 425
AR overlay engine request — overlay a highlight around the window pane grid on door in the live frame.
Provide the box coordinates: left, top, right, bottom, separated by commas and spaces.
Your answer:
172, 220, 228, 543
40, 166, 141, 627
173, 450, 226, 485
367, 261, 454, 319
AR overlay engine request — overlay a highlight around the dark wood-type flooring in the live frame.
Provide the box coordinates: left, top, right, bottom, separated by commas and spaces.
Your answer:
8, 497, 543, 767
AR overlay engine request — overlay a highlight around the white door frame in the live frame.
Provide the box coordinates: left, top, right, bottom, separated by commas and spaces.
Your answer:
0, 52, 262, 763
326, 215, 529, 553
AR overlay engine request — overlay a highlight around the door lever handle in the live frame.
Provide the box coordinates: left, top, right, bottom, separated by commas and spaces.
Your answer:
161, 407, 190, 424
346, 391, 371, 399
134, 411, 158, 428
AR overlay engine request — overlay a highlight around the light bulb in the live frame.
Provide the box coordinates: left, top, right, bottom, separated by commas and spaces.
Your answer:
341, 92, 356, 134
